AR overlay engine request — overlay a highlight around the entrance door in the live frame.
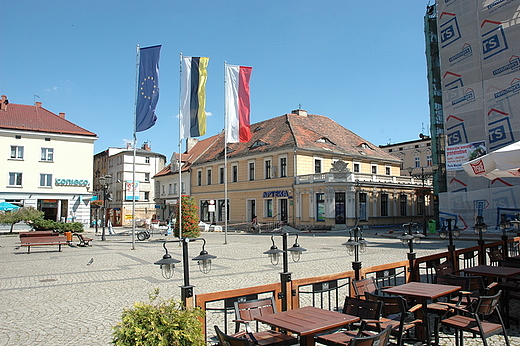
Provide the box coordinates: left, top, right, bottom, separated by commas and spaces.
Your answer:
280, 199, 288, 222
335, 192, 346, 224
247, 199, 256, 221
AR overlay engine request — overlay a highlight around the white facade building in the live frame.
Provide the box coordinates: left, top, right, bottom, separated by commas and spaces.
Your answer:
93, 144, 166, 227
0, 95, 97, 225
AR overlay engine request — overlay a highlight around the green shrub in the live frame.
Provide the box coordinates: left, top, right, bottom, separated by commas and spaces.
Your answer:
30, 218, 84, 233
112, 289, 205, 346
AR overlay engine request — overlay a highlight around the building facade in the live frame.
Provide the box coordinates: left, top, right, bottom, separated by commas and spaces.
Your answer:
380, 136, 433, 174
425, 2, 520, 230
0, 95, 97, 225
166, 110, 431, 230
93, 144, 166, 227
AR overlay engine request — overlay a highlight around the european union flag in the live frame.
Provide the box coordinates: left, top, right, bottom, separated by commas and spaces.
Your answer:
135, 45, 161, 132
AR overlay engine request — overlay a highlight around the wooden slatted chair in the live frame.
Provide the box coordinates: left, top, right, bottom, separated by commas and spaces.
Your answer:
215, 325, 255, 346
364, 292, 421, 346
352, 278, 380, 299
348, 325, 392, 346
316, 296, 382, 346
440, 290, 510, 346
233, 297, 298, 346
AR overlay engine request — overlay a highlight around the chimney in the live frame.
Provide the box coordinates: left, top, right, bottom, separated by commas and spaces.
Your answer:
141, 143, 151, 151
59, 112, 66, 119
126, 142, 132, 149
186, 138, 198, 152
35, 101, 42, 108
292, 109, 307, 117
0, 95, 8, 111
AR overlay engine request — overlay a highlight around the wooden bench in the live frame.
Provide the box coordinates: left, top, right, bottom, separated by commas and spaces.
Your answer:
19, 232, 68, 253
74, 233, 93, 247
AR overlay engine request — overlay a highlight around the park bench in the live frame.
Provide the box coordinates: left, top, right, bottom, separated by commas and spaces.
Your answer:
19, 232, 68, 253
74, 233, 93, 247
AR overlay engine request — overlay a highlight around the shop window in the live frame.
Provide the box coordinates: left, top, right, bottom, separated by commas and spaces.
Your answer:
316, 193, 325, 221
265, 199, 273, 218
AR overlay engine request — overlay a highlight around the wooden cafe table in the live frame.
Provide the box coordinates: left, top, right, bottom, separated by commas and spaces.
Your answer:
254, 306, 360, 346
461, 264, 520, 279
383, 282, 461, 346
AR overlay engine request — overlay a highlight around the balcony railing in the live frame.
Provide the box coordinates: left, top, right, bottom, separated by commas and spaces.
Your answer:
295, 171, 430, 185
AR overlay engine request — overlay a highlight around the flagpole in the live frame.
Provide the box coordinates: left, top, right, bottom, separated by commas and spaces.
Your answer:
223, 62, 229, 244
131, 44, 140, 250
178, 53, 183, 244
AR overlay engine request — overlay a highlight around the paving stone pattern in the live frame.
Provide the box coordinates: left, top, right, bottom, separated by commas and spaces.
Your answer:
0, 227, 518, 345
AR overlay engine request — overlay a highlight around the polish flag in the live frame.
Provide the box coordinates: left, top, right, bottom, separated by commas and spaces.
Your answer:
225, 65, 252, 143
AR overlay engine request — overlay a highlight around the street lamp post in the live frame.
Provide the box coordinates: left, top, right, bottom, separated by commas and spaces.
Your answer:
398, 222, 424, 282
264, 230, 306, 311
472, 215, 488, 265
406, 166, 437, 236
438, 218, 460, 265
154, 237, 216, 308
499, 215, 510, 259
342, 226, 368, 281
98, 174, 112, 241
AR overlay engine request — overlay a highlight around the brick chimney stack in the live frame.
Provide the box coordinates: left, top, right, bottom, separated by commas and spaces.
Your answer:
141, 143, 151, 151
0, 95, 8, 111
35, 101, 42, 108
59, 112, 66, 119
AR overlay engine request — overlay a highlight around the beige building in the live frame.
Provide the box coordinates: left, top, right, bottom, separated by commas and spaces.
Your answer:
379, 136, 433, 174
162, 110, 432, 230
93, 144, 166, 227
0, 95, 97, 225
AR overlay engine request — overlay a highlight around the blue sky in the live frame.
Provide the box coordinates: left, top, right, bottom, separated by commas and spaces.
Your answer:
2, 1, 432, 159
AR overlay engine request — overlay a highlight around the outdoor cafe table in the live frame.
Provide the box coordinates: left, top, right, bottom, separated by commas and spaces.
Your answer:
461, 264, 520, 279
462, 264, 520, 327
382, 281, 461, 346
254, 306, 360, 346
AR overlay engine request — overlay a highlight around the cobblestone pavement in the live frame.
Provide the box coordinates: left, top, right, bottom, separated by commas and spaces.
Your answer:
0, 226, 518, 345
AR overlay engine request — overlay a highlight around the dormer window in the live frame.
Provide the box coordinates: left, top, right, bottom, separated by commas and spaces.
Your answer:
316, 137, 335, 145
250, 140, 268, 149
359, 142, 371, 150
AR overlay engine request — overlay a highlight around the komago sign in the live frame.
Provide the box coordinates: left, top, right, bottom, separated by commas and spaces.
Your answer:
55, 178, 90, 187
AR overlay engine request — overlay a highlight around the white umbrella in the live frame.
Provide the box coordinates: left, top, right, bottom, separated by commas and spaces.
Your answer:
463, 141, 520, 179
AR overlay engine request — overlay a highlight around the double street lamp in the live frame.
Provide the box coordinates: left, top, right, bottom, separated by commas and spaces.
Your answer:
155, 237, 216, 308
472, 215, 488, 265
398, 222, 424, 281
439, 218, 460, 264
342, 226, 368, 280
98, 174, 112, 241
264, 230, 306, 311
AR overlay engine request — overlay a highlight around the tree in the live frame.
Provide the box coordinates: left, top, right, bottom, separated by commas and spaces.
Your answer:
0, 207, 44, 233
173, 195, 200, 238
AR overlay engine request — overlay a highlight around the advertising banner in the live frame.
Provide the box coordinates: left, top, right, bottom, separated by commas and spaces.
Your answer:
125, 180, 140, 201
446, 141, 487, 171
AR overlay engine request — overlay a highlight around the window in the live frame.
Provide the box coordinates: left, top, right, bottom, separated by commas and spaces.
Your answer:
9, 172, 22, 186
161, 185, 165, 195
144, 191, 150, 201
41, 148, 53, 161
207, 168, 212, 185
219, 167, 225, 184
181, 182, 186, 194
371, 164, 377, 174
39, 173, 52, 187
417, 195, 425, 215
381, 193, 389, 216
400, 194, 407, 216
314, 158, 322, 174
168, 184, 173, 194
145, 156, 150, 164
144, 173, 150, 182
280, 157, 287, 177
10, 146, 24, 159
197, 170, 202, 186
173, 183, 177, 194
249, 162, 255, 181
353, 163, 360, 173
316, 193, 325, 221
232, 164, 238, 182
385, 167, 391, 175
265, 159, 272, 179
415, 156, 421, 168
265, 199, 273, 218
427, 155, 433, 166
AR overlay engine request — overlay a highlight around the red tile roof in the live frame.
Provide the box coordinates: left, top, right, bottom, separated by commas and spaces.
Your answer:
0, 102, 97, 137
188, 111, 400, 164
